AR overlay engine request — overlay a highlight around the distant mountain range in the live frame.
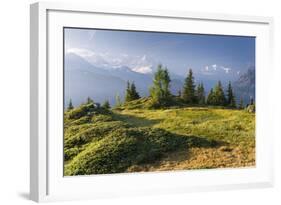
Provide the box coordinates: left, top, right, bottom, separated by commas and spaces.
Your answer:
64, 53, 255, 107
233, 67, 255, 105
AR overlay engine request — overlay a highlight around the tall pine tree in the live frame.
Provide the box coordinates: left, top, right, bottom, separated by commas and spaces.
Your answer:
178, 90, 182, 97
115, 93, 122, 107
207, 88, 215, 105
182, 69, 197, 104
226, 81, 236, 108
130, 82, 140, 100
212, 81, 226, 106
238, 97, 244, 109
149, 64, 171, 106
125, 81, 140, 102
162, 68, 171, 99
196, 83, 205, 105
125, 81, 132, 102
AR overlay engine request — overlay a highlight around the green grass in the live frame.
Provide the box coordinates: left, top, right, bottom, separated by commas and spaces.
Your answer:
64, 98, 255, 175
117, 107, 255, 146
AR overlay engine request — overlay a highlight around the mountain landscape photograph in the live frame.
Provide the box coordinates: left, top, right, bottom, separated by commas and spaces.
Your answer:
63, 28, 255, 176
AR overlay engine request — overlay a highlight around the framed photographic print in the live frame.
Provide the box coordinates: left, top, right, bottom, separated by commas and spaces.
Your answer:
30, 2, 274, 202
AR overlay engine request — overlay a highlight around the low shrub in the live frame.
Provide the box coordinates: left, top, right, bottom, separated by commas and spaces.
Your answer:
66, 103, 111, 120
64, 121, 127, 149
67, 103, 95, 119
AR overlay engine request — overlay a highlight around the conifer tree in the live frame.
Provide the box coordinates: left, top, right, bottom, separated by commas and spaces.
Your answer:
162, 68, 171, 99
67, 98, 74, 111
182, 69, 197, 104
130, 82, 140, 100
226, 81, 236, 108
125, 81, 140, 102
207, 88, 214, 105
115, 93, 122, 107
125, 81, 132, 102
149, 64, 171, 106
213, 81, 226, 106
197, 83, 205, 105
239, 97, 244, 109
178, 90, 182, 97
102, 100, 110, 109
86, 97, 94, 104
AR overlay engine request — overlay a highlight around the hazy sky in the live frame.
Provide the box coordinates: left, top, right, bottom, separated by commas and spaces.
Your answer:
64, 27, 255, 77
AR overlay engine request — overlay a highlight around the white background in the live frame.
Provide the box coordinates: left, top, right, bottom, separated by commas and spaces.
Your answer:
0, 0, 280, 204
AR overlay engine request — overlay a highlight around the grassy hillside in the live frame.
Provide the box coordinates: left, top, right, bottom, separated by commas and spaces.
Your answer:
64, 98, 255, 176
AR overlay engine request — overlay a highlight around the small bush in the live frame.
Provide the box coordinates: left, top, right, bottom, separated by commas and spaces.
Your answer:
66, 103, 111, 120
67, 103, 96, 119
64, 121, 127, 149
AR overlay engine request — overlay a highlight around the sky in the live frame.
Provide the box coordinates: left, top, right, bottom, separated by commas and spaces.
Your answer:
64, 27, 255, 78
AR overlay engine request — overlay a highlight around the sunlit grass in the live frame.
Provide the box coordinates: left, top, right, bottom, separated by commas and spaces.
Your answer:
64, 101, 255, 175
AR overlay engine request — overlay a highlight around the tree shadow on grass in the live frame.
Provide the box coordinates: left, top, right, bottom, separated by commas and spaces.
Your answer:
184, 135, 227, 148
127, 133, 228, 173
64, 123, 228, 175
111, 111, 228, 162
112, 112, 161, 128
64, 109, 230, 175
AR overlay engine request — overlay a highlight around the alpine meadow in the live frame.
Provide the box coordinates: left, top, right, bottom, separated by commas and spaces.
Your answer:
64, 28, 255, 176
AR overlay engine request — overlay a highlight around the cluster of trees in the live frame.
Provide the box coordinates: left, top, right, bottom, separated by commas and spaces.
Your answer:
67, 64, 250, 111
181, 69, 206, 105
125, 81, 140, 102
67, 97, 111, 111
206, 81, 236, 107
149, 66, 238, 108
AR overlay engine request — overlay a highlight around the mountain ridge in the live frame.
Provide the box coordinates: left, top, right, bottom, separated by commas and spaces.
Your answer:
64, 53, 255, 107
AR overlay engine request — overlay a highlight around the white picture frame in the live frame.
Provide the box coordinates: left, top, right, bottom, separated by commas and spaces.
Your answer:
30, 1, 274, 202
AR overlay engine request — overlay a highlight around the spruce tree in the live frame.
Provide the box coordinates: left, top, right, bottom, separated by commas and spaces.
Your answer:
182, 69, 197, 104
149, 64, 171, 106
86, 97, 94, 104
162, 68, 171, 99
197, 83, 205, 105
125, 81, 132, 102
67, 98, 74, 111
207, 88, 214, 105
102, 100, 110, 109
115, 93, 122, 107
213, 81, 226, 106
130, 82, 140, 100
125, 81, 140, 102
178, 90, 182, 97
238, 97, 244, 109
226, 81, 236, 108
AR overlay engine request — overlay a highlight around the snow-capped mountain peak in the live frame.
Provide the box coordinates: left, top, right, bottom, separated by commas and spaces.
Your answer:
66, 48, 155, 74
132, 65, 153, 74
